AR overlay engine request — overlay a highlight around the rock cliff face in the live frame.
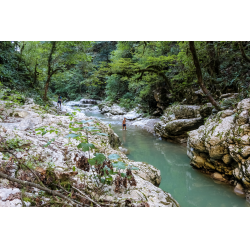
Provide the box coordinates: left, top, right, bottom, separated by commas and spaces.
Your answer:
187, 98, 250, 201
154, 104, 212, 143
0, 99, 179, 207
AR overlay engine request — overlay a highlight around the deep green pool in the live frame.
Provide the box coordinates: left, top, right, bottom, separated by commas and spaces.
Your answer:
84, 109, 248, 207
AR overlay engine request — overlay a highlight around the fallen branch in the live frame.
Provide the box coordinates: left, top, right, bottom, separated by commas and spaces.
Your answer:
6, 150, 46, 188
20, 191, 26, 207
55, 184, 87, 207
0, 171, 80, 207
0, 136, 46, 187
72, 186, 101, 207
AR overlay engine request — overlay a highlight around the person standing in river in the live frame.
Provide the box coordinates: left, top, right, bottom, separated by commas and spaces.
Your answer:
122, 117, 126, 130
57, 95, 62, 109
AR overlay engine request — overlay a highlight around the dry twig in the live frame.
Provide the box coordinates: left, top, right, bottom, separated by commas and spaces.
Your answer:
0, 171, 81, 207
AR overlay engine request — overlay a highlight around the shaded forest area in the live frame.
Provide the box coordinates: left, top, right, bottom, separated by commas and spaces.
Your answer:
1, 41, 250, 113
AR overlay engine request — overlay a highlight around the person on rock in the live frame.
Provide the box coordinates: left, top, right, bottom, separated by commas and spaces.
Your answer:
57, 95, 62, 109
122, 117, 126, 130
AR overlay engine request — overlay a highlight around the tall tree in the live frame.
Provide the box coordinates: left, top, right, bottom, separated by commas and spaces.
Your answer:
41, 41, 92, 100
189, 41, 220, 110
44, 41, 58, 100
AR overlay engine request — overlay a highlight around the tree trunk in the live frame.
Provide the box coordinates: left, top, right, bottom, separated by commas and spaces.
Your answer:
238, 41, 250, 63
44, 75, 51, 100
206, 41, 220, 94
17, 42, 26, 71
206, 41, 220, 76
33, 58, 39, 87
43, 41, 57, 100
189, 41, 221, 110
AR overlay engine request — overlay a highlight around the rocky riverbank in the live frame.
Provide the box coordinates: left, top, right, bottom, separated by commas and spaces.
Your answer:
154, 104, 213, 143
97, 102, 161, 134
187, 98, 250, 202
0, 97, 179, 207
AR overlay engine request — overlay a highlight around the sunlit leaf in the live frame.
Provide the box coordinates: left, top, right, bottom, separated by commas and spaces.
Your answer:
71, 127, 82, 132
65, 133, 80, 138
129, 166, 139, 170
113, 161, 126, 169
80, 120, 93, 123
108, 154, 120, 160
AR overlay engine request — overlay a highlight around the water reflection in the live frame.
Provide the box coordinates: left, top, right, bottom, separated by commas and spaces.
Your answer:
122, 130, 126, 143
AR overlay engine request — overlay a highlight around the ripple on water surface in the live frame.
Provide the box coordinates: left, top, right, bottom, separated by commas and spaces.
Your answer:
82, 109, 248, 207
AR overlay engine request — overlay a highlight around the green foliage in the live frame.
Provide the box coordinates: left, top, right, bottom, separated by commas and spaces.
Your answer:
220, 97, 238, 108
112, 161, 126, 170
88, 153, 106, 165
43, 138, 55, 147
108, 154, 121, 160
4, 137, 30, 151
77, 142, 95, 152
35, 126, 59, 136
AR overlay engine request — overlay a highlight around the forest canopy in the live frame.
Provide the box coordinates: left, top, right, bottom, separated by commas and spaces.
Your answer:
1, 41, 250, 113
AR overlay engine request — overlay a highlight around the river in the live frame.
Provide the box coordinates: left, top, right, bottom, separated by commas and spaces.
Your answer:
66, 103, 249, 207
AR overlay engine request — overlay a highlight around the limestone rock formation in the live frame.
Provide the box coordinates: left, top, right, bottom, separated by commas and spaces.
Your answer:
187, 98, 250, 202
0, 99, 179, 207
100, 104, 126, 115
154, 104, 212, 143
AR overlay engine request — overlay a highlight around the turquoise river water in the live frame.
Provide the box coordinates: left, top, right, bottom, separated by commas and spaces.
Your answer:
83, 109, 249, 207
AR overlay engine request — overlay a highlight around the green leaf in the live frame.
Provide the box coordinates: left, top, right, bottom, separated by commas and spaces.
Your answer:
65, 133, 80, 138
121, 173, 127, 177
80, 120, 93, 123
94, 133, 108, 136
103, 165, 109, 170
106, 176, 113, 182
71, 127, 82, 132
113, 161, 126, 169
88, 153, 106, 165
87, 126, 99, 131
77, 142, 95, 152
130, 166, 139, 170
43, 141, 52, 147
73, 166, 76, 171
108, 154, 120, 160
